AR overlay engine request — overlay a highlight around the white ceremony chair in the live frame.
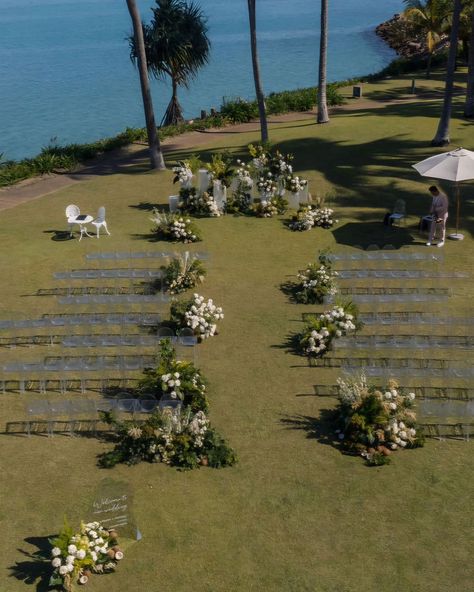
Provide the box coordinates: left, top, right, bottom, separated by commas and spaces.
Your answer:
389, 199, 406, 226
65, 204, 80, 236
91, 207, 111, 238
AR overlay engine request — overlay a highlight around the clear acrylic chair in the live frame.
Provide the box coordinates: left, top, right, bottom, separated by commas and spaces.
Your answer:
91, 207, 111, 238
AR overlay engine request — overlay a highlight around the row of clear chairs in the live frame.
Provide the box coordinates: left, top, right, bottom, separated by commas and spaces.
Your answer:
62, 330, 196, 348
363, 367, 474, 378
54, 269, 163, 280
336, 270, 466, 279
420, 423, 472, 441
334, 335, 474, 350
85, 250, 210, 261
0, 376, 140, 395
4, 354, 158, 374
336, 293, 449, 303
18, 396, 181, 437
58, 294, 169, 305
338, 287, 450, 295
359, 313, 474, 326
313, 356, 469, 371
418, 399, 474, 419
313, 383, 474, 400
328, 247, 443, 262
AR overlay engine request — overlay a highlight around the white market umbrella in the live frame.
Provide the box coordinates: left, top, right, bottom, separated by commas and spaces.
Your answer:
412, 147, 474, 240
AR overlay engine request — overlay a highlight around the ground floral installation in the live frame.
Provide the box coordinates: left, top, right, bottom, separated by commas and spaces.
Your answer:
296, 302, 361, 358
289, 204, 338, 231
178, 187, 221, 217
139, 339, 209, 412
156, 252, 206, 295
99, 406, 237, 470
285, 250, 339, 304
48, 520, 123, 591
334, 373, 424, 466
150, 210, 201, 243
170, 293, 224, 340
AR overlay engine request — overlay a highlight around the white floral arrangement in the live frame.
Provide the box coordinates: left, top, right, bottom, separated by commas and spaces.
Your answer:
335, 374, 423, 465
172, 161, 193, 186
180, 191, 221, 217
297, 303, 360, 358
161, 253, 206, 295
234, 160, 254, 192
312, 206, 338, 228
254, 198, 279, 218
288, 206, 316, 231
183, 293, 224, 339
150, 210, 201, 243
49, 521, 123, 590
284, 175, 308, 193
257, 174, 277, 199
293, 256, 339, 304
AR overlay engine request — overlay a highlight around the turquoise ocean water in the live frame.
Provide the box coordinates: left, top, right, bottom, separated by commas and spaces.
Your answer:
0, 0, 404, 160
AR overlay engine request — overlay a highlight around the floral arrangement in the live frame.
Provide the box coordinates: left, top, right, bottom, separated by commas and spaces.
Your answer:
49, 520, 123, 591
268, 149, 294, 178
248, 143, 269, 173
296, 302, 361, 358
334, 373, 424, 465
289, 251, 338, 304
256, 175, 277, 199
150, 210, 201, 243
283, 174, 308, 193
178, 187, 221, 217
288, 205, 337, 231
312, 206, 338, 228
253, 198, 278, 218
160, 252, 206, 295
171, 293, 224, 340
139, 339, 208, 412
172, 160, 193, 187
99, 406, 237, 470
205, 152, 233, 187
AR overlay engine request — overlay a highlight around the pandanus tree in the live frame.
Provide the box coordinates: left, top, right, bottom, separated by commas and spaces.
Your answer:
129, 0, 211, 127
126, 0, 165, 170
403, 0, 451, 77
247, 0, 269, 143
317, 0, 329, 123
431, 0, 463, 146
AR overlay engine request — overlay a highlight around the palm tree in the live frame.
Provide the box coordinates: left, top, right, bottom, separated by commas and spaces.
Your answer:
317, 0, 329, 123
403, 0, 451, 77
464, 7, 474, 117
431, 0, 463, 146
247, 0, 268, 143
126, 0, 165, 169
129, 0, 211, 127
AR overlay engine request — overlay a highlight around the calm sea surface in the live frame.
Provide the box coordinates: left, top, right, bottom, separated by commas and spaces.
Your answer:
0, 0, 404, 160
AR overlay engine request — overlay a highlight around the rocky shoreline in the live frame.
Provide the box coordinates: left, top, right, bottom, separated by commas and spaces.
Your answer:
375, 13, 426, 58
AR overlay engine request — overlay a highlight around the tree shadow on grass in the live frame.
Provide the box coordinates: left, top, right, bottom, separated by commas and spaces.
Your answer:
280, 409, 352, 454
43, 229, 74, 242
9, 535, 55, 591
128, 201, 167, 212
332, 220, 416, 250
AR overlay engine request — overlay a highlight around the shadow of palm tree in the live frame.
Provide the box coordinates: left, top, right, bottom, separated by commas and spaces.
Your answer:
128, 202, 166, 212
280, 409, 344, 451
9, 535, 55, 591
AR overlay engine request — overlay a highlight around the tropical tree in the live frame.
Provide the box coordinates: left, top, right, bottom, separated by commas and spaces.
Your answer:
403, 0, 451, 77
431, 0, 463, 146
129, 0, 211, 127
317, 0, 329, 123
126, 0, 165, 170
247, 0, 269, 143
464, 6, 474, 117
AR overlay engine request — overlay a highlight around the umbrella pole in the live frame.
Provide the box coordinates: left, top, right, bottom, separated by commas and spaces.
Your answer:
449, 182, 464, 240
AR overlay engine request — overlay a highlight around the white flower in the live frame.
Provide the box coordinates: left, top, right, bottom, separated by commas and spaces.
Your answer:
59, 565, 69, 576
89, 531, 97, 539
66, 563, 74, 573
384, 392, 392, 400
399, 440, 407, 447
76, 549, 86, 560
67, 544, 77, 554
399, 430, 408, 439
408, 392, 416, 400
51, 547, 61, 557
389, 402, 397, 410
51, 557, 62, 568
79, 575, 89, 585
115, 550, 124, 560
90, 551, 97, 562
66, 555, 75, 564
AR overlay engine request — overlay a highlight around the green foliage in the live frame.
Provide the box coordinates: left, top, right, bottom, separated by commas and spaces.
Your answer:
158, 254, 206, 294
203, 428, 238, 468
205, 151, 234, 187
221, 98, 259, 123
150, 210, 202, 243
286, 250, 338, 304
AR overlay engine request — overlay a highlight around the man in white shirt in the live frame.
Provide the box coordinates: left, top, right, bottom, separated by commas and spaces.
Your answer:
426, 185, 449, 247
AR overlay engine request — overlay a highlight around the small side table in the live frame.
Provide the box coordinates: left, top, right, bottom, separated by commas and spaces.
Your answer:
68, 215, 94, 241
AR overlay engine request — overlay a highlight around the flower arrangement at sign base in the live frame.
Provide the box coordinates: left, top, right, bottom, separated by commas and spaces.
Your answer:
157, 252, 206, 295
139, 339, 208, 412
289, 205, 337, 231
295, 301, 362, 358
150, 209, 201, 243
334, 373, 424, 466
287, 251, 338, 304
178, 187, 221, 217
98, 406, 237, 470
172, 160, 194, 187
170, 293, 224, 340
49, 520, 124, 591
283, 174, 308, 193
226, 160, 253, 213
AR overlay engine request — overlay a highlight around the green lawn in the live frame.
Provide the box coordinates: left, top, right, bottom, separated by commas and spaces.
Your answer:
1, 73, 473, 592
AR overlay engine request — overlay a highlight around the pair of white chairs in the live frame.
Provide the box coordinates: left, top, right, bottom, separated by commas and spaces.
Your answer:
65, 204, 111, 239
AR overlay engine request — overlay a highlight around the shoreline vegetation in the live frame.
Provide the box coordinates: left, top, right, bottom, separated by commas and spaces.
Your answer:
0, 15, 446, 190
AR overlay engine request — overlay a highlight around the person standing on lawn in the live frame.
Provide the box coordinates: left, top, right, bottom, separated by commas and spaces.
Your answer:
426, 185, 449, 247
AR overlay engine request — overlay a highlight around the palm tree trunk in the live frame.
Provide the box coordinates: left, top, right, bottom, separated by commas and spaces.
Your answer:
431, 0, 463, 146
126, 0, 166, 170
162, 77, 185, 126
464, 8, 474, 118
247, 0, 269, 143
426, 52, 432, 78
317, 0, 329, 123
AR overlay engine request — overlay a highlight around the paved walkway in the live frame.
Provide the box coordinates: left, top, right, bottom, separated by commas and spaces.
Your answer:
0, 93, 424, 212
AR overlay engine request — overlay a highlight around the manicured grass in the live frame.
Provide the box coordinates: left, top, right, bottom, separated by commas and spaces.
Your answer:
1, 73, 473, 592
